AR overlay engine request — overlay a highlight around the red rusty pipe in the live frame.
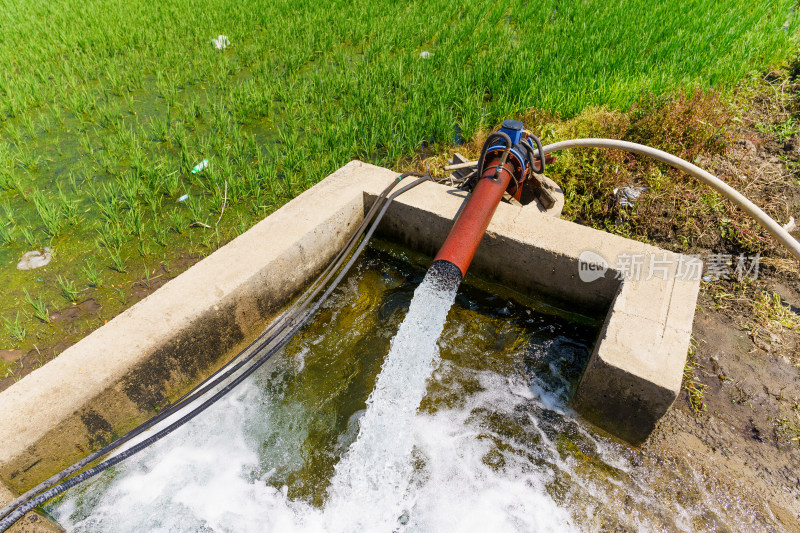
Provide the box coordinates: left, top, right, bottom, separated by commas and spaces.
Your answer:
433, 156, 517, 277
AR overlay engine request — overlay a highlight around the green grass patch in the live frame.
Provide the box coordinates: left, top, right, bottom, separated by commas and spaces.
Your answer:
0, 0, 797, 361
683, 336, 708, 413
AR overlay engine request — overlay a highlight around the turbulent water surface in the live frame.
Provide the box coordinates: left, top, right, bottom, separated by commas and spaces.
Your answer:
48, 243, 756, 532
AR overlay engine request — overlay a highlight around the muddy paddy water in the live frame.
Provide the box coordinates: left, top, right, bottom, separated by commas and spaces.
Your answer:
47, 242, 760, 532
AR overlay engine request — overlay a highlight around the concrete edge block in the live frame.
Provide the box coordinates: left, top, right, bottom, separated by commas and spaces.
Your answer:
571, 270, 699, 445
0, 159, 700, 497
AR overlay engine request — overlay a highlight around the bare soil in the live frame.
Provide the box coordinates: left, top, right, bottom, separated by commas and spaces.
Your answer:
641, 76, 800, 532
645, 300, 800, 532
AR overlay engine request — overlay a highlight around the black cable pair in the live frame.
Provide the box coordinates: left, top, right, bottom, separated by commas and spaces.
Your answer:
0, 172, 431, 532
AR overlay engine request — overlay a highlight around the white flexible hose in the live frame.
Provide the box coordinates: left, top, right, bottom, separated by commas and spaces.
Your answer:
541, 138, 800, 262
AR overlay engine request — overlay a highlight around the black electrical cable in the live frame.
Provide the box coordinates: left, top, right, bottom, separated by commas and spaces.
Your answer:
476, 131, 513, 181
0, 173, 419, 524
523, 132, 546, 174
0, 174, 431, 532
1, 172, 424, 519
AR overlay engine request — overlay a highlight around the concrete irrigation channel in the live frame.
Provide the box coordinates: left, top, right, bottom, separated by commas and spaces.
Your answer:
0, 160, 699, 531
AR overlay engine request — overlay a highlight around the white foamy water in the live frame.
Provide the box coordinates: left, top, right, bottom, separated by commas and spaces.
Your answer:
47, 256, 765, 533
322, 266, 462, 531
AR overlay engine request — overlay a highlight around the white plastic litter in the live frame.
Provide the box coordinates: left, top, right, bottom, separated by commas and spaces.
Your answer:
783, 216, 796, 233
419, 51, 432, 59
211, 35, 230, 50
613, 186, 647, 207
178, 194, 189, 202
191, 160, 208, 174
17, 247, 53, 270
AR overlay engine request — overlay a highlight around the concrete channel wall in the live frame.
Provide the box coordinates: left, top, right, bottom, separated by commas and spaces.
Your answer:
0, 161, 699, 527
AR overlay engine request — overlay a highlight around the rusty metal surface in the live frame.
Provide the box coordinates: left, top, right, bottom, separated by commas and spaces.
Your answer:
433, 156, 515, 276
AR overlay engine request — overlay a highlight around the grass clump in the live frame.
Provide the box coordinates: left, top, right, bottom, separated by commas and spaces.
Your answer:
32, 191, 64, 238
682, 337, 707, 413
23, 288, 50, 324
56, 275, 80, 303
532, 89, 736, 244
2, 312, 27, 343
0, 361, 17, 379
752, 290, 800, 334
83, 261, 102, 288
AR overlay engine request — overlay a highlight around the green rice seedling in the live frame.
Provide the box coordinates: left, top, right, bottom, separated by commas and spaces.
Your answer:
4, 172, 28, 200
236, 212, 250, 235
144, 189, 163, 217
79, 132, 94, 156
104, 65, 123, 96
21, 114, 36, 138
0, 222, 13, 246
186, 195, 208, 226
169, 209, 185, 234
56, 182, 79, 225
151, 115, 171, 143
96, 102, 121, 130
108, 246, 127, 273
122, 90, 135, 113
18, 220, 36, 245
66, 172, 80, 196
153, 218, 169, 247
141, 263, 158, 290
163, 171, 182, 198
92, 150, 113, 176
0, 361, 18, 379
182, 97, 203, 123
124, 205, 146, 240
78, 88, 97, 115
116, 287, 128, 305
115, 125, 137, 153
171, 121, 187, 149
155, 71, 180, 107
32, 191, 63, 237
199, 226, 222, 251
137, 239, 150, 258
1, 198, 15, 222
129, 144, 147, 176
50, 103, 64, 126
23, 288, 50, 323
178, 145, 192, 174
15, 150, 43, 172
3, 123, 23, 146
96, 186, 124, 222
2, 312, 26, 343
96, 221, 126, 252
66, 90, 86, 116
74, 112, 90, 134
56, 275, 80, 303
38, 113, 53, 134
119, 172, 142, 207
51, 135, 64, 157
0, 144, 12, 170
83, 260, 102, 288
